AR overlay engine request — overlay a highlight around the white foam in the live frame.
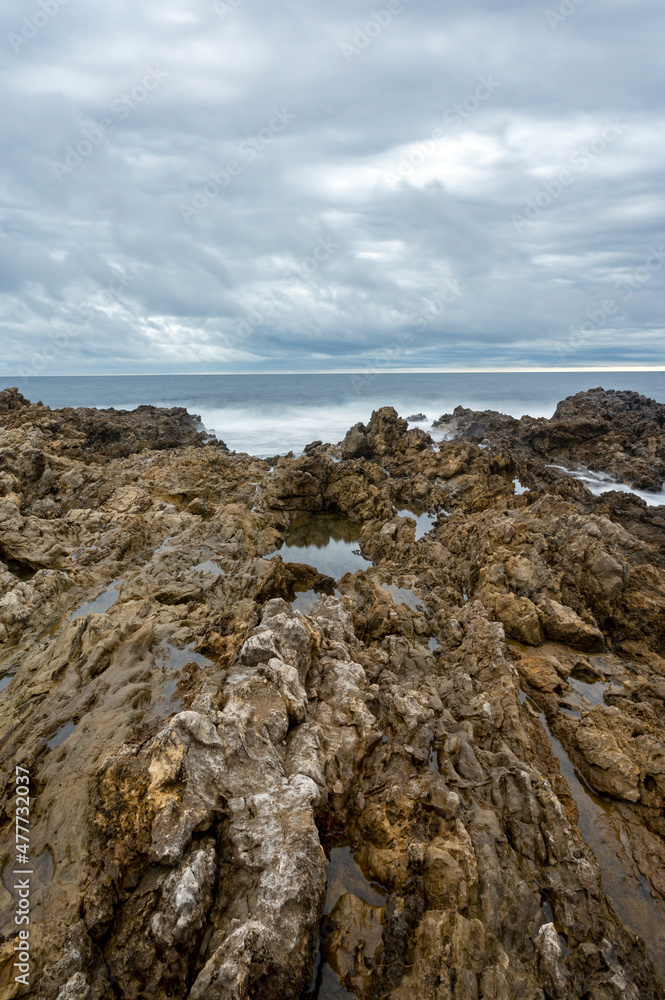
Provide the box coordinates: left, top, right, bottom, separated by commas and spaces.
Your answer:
195, 403, 368, 456
100, 395, 559, 457
547, 465, 665, 506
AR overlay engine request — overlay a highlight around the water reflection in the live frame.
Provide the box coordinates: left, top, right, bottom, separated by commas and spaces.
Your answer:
148, 639, 212, 720
513, 478, 528, 495
71, 580, 121, 619
192, 559, 226, 576
523, 691, 665, 982
292, 589, 321, 614
47, 719, 76, 750
304, 845, 387, 999
4, 559, 36, 582
396, 507, 437, 541
381, 581, 425, 612
273, 514, 373, 580
568, 676, 609, 707
292, 588, 341, 614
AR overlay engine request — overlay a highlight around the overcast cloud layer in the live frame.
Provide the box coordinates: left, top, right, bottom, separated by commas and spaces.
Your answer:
0, 0, 664, 375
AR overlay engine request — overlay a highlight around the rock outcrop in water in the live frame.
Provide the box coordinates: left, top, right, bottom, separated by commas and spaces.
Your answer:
433, 386, 665, 492
1, 387, 665, 999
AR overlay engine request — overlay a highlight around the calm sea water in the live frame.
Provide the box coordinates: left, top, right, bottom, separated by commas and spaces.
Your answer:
5, 372, 665, 456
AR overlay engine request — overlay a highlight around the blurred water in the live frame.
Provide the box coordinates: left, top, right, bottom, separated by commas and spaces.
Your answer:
6, 371, 665, 456
547, 464, 665, 506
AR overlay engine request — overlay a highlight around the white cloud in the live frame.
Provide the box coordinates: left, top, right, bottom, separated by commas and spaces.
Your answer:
0, 0, 664, 374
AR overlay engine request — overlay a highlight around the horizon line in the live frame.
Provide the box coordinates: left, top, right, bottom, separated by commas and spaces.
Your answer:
4, 365, 665, 377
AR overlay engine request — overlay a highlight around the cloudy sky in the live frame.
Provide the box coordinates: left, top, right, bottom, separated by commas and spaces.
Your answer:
1, 0, 664, 375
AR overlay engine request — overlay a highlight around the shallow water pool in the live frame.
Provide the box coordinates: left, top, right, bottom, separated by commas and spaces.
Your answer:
70, 580, 122, 619
397, 507, 437, 541
303, 844, 387, 999
522, 691, 665, 981
273, 514, 373, 579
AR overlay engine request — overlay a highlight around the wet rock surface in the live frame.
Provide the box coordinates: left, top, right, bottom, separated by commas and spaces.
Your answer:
0, 387, 664, 999
434, 386, 665, 492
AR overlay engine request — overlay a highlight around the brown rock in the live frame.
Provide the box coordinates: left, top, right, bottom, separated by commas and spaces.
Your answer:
494, 593, 543, 645
1, 390, 664, 1000
536, 596, 604, 651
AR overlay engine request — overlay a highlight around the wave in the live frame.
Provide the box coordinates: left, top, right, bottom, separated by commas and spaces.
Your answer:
192, 397, 557, 456
547, 465, 665, 507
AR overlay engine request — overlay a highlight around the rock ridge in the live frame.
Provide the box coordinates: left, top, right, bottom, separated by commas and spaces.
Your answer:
0, 388, 664, 999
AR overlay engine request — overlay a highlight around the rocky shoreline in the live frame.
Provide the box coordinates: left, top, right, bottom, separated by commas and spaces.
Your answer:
1, 385, 664, 1000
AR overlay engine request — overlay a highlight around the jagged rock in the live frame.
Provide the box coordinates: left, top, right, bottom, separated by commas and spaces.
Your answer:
1, 388, 664, 1000
494, 592, 543, 645
536, 596, 604, 651
341, 406, 431, 461
0, 387, 30, 410
435, 387, 665, 492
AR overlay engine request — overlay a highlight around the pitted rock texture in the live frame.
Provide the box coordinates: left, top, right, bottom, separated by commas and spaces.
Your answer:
0, 388, 664, 1000
434, 387, 665, 491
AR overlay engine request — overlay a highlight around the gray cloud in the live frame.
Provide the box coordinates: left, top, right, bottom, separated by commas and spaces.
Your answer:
0, 0, 663, 374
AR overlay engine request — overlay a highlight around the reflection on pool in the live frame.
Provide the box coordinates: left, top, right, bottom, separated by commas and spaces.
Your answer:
397, 507, 437, 541
272, 514, 373, 579
71, 580, 122, 620
522, 690, 665, 982
568, 675, 609, 707
4, 559, 36, 582
292, 588, 341, 614
192, 558, 226, 576
156, 640, 211, 672
513, 478, 528, 495
148, 639, 213, 720
47, 719, 76, 750
303, 845, 387, 999
291, 589, 320, 614
381, 580, 426, 611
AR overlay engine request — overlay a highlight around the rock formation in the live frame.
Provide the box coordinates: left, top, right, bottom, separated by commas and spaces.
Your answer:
0, 387, 664, 999
433, 386, 665, 492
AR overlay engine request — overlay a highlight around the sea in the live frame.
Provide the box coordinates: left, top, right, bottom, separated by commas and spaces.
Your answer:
5, 371, 665, 458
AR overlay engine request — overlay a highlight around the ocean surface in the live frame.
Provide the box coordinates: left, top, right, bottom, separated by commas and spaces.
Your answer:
5, 371, 665, 457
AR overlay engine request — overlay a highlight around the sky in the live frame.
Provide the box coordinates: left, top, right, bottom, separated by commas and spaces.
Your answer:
0, 0, 664, 376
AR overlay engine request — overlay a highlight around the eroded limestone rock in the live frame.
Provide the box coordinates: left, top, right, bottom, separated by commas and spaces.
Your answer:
1, 389, 664, 999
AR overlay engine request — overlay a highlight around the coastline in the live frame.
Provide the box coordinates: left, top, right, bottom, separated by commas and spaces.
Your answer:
1, 384, 665, 998
4, 369, 665, 458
